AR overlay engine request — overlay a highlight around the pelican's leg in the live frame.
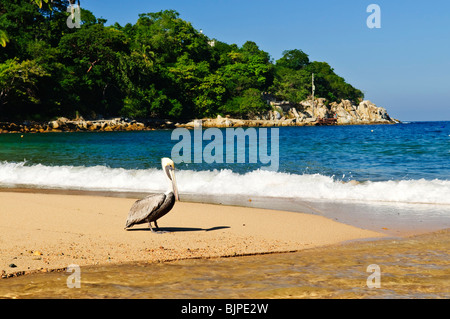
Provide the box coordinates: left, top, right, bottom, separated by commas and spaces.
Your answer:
147, 220, 160, 233
152, 220, 169, 234
148, 221, 157, 233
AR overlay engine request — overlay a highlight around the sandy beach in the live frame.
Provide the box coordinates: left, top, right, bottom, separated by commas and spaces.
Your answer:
0, 190, 387, 277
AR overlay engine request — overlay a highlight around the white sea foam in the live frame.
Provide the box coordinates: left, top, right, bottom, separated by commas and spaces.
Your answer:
1, 161, 449, 205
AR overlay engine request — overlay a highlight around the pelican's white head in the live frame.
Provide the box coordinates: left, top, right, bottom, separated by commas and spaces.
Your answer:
161, 157, 179, 201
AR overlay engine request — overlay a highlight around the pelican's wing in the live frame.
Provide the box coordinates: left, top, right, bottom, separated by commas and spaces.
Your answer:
125, 193, 166, 228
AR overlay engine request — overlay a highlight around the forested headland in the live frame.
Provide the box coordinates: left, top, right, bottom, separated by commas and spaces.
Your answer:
1, 0, 364, 122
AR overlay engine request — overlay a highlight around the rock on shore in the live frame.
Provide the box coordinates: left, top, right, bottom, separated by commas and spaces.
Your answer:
0, 117, 175, 134
0, 99, 398, 133
179, 99, 399, 128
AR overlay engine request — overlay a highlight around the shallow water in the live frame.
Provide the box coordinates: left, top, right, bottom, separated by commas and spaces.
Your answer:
1, 229, 448, 299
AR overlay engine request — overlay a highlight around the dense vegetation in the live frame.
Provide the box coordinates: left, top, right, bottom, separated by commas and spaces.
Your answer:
0, 0, 364, 121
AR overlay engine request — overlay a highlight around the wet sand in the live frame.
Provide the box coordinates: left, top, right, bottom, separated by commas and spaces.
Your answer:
0, 190, 386, 278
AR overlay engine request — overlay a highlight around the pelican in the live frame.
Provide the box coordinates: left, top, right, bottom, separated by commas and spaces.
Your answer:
124, 158, 179, 233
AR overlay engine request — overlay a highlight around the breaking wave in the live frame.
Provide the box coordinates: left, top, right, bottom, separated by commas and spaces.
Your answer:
1, 161, 449, 205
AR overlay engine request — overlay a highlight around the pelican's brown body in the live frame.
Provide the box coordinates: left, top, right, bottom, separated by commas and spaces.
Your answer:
125, 192, 175, 231
124, 158, 179, 233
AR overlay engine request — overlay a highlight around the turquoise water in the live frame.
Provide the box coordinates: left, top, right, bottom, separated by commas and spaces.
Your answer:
1, 122, 449, 181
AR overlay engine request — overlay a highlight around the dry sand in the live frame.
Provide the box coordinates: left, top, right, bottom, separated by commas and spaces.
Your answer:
0, 191, 387, 277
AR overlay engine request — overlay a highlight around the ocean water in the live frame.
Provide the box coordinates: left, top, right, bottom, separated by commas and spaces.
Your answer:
0, 121, 449, 231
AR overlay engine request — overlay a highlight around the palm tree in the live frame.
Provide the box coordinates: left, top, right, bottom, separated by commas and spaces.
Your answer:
0, 0, 63, 47
0, 30, 8, 47
33, 0, 51, 8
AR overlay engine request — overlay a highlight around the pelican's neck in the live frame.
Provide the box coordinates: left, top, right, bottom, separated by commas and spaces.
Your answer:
165, 176, 173, 195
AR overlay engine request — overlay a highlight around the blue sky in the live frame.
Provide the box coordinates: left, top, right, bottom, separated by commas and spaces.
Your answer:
82, 0, 450, 121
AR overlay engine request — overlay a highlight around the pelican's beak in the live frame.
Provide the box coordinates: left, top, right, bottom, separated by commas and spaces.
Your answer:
170, 168, 179, 201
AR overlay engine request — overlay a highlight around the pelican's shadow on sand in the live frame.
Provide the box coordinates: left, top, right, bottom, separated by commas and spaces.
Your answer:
125, 226, 230, 232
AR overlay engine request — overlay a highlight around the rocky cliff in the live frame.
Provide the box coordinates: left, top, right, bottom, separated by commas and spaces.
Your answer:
181, 99, 398, 128
267, 98, 396, 125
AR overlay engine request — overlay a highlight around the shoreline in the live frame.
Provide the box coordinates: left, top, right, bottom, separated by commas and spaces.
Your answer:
0, 116, 398, 134
2, 187, 446, 237
0, 189, 392, 278
0, 99, 400, 134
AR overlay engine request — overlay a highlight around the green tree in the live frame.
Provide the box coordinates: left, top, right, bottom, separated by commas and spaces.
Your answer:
220, 88, 269, 119
272, 54, 363, 104
0, 58, 50, 119
193, 73, 226, 117
305, 61, 363, 102
57, 24, 130, 117
276, 49, 309, 70
0, 0, 53, 48
131, 10, 210, 65
217, 41, 273, 99
271, 67, 311, 103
